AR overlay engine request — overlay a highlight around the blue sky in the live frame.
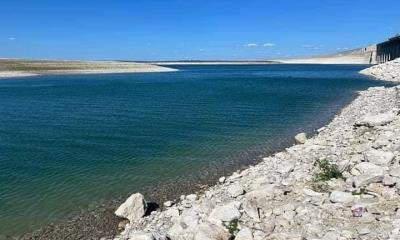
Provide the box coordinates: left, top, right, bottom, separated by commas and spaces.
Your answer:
0, 0, 399, 60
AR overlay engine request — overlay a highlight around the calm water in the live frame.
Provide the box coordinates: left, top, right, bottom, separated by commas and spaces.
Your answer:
0, 64, 386, 236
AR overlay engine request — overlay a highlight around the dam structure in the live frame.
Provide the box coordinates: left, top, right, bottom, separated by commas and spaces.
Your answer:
376, 35, 400, 63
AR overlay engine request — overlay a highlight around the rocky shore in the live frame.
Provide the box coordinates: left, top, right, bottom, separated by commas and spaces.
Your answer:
360, 59, 400, 82
113, 61, 400, 240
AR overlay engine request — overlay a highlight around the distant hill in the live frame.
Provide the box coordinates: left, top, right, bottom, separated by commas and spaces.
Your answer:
277, 45, 377, 64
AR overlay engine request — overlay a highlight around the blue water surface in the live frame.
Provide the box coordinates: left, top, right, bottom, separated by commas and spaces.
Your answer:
0, 64, 389, 235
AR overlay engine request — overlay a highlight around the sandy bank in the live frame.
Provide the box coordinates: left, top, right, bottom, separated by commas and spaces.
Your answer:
0, 59, 177, 78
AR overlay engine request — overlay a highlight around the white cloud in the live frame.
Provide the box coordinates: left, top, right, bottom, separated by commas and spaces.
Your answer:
8, 37, 16, 41
263, 43, 276, 47
243, 43, 258, 48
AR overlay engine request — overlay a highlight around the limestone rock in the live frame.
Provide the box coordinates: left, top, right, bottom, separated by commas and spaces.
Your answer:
115, 193, 147, 222
243, 185, 276, 220
208, 201, 242, 224
186, 194, 198, 201
353, 162, 385, 187
227, 184, 245, 198
219, 176, 226, 183
389, 167, 400, 177
383, 175, 397, 186
235, 227, 254, 240
194, 223, 231, 240
126, 232, 168, 240
294, 133, 307, 144
163, 201, 173, 208
329, 191, 354, 203
364, 149, 394, 166
356, 112, 396, 127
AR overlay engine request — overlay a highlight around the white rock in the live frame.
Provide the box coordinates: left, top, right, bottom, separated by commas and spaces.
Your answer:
218, 176, 226, 183
243, 185, 276, 220
227, 184, 245, 198
353, 162, 385, 187
329, 191, 354, 203
357, 227, 371, 235
389, 167, 400, 177
194, 222, 231, 240
364, 149, 394, 166
126, 232, 168, 240
294, 133, 307, 144
115, 193, 147, 222
354, 162, 385, 176
235, 227, 254, 240
163, 201, 173, 208
323, 231, 339, 240
383, 175, 397, 186
276, 162, 295, 175
356, 112, 396, 127
186, 194, 198, 201
208, 201, 242, 224
303, 188, 322, 197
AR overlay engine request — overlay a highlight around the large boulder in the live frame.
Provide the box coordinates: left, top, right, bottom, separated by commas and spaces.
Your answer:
227, 184, 245, 198
115, 193, 147, 222
194, 223, 231, 240
352, 162, 385, 187
243, 185, 276, 220
389, 167, 400, 177
208, 201, 242, 224
364, 149, 394, 166
168, 214, 200, 239
235, 227, 254, 240
356, 112, 396, 127
294, 133, 307, 144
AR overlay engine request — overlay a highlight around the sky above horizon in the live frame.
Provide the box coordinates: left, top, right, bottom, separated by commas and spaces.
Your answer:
0, 0, 399, 61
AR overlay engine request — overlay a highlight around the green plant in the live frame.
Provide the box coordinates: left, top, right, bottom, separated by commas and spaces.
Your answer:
225, 219, 239, 235
313, 159, 346, 182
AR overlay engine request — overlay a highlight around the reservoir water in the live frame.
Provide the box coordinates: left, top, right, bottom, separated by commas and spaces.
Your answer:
0, 64, 387, 236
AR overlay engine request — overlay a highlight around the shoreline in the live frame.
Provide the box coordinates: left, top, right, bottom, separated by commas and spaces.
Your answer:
114, 61, 400, 239
13, 61, 400, 239
360, 58, 400, 82
0, 68, 178, 79
0, 59, 177, 79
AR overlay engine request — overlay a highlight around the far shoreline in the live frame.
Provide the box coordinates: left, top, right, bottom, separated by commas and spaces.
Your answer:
0, 59, 178, 79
